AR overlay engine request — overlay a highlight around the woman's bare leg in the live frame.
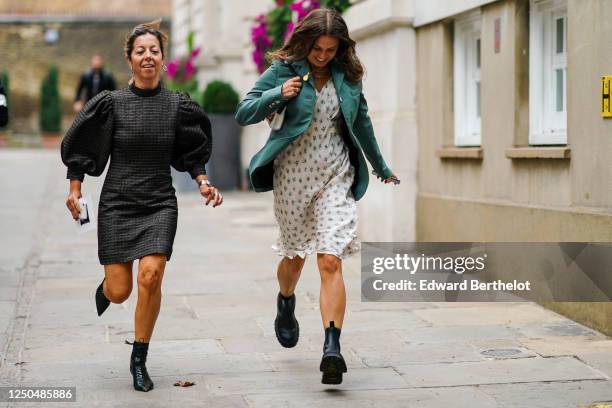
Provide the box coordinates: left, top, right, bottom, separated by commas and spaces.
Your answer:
277, 256, 306, 297
134, 254, 166, 342
103, 262, 133, 303
317, 254, 345, 328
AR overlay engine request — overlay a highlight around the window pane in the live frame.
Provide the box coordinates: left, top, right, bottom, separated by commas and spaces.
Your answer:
556, 17, 564, 54
476, 81, 481, 118
476, 38, 481, 68
556, 68, 564, 112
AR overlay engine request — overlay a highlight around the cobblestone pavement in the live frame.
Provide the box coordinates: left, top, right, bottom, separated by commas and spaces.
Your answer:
1, 149, 612, 407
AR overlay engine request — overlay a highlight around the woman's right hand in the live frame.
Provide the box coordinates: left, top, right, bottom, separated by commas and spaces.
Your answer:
66, 184, 82, 220
281, 76, 302, 99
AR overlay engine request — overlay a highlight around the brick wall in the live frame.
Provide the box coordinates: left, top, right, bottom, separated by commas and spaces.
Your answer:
0, 21, 171, 134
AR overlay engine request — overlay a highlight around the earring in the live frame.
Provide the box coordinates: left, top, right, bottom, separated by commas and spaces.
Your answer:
130, 65, 133, 74
162, 64, 168, 72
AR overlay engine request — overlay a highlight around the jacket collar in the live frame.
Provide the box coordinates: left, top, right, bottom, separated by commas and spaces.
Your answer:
288, 59, 309, 78
289, 59, 346, 93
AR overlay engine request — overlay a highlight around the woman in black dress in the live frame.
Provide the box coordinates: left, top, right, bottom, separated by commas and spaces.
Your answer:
61, 21, 223, 392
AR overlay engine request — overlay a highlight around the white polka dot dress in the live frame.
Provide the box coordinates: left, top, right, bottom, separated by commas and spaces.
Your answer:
272, 80, 360, 259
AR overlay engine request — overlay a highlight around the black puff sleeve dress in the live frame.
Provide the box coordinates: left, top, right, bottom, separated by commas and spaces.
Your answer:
61, 83, 212, 265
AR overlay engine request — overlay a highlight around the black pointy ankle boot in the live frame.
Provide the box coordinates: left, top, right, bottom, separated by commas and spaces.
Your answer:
130, 341, 154, 392
320, 321, 347, 385
95, 278, 110, 316
274, 292, 299, 348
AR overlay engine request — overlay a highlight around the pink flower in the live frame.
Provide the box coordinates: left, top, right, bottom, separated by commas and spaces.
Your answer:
183, 60, 195, 81
252, 50, 263, 68
190, 47, 201, 58
251, 13, 272, 73
284, 21, 295, 42
290, 0, 320, 20
285, 0, 320, 40
166, 60, 179, 78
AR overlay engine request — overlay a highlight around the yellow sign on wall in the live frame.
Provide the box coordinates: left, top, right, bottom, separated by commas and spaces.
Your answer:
602, 76, 612, 118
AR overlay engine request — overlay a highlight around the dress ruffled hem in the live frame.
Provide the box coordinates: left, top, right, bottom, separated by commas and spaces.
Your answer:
272, 236, 361, 260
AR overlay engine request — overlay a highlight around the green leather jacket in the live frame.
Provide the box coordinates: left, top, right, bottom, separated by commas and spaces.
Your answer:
235, 59, 392, 201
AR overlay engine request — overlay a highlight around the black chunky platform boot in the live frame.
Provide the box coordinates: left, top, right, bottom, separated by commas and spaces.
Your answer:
95, 278, 110, 316
130, 341, 154, 392
274, 292, 299, 348
320, 321, 347, 385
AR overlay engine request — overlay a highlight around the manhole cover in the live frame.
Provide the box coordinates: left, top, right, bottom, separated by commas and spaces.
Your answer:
480, 348, 522, 358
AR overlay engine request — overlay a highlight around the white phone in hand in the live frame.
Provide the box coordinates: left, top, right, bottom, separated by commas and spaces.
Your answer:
78, 199, 90, 222
75, 195, 96, 233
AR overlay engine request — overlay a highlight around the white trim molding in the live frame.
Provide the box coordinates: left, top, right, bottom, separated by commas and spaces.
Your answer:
454, 10, 482, 147
529, 0, 568, 145
344, 0, 414, 41
414, 0, 497, 27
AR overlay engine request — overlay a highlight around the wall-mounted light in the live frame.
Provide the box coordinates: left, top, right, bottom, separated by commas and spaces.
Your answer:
44, 28, 59, 44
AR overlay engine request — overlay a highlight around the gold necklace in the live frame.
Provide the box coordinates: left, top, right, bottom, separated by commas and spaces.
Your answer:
311, 65, 330, 75
312, 70, 331, 80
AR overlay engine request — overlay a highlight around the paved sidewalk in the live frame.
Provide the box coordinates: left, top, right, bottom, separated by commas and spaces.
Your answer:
1, 149, 612, 407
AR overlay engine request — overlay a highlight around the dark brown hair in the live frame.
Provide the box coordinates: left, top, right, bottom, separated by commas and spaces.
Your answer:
124, 19, 168, 60
268, 8, 364, 83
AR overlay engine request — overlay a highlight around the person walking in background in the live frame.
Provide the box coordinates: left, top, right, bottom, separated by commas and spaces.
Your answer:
236, 8, 398, 385
0, 78, 7, 127
61, 20, 223, 392
73, 53, 116, 112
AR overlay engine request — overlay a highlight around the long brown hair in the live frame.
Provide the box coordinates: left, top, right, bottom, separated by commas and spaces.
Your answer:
268, 8, 364, 83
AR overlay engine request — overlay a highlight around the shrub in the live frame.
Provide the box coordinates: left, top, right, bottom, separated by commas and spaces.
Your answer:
201, 80, 240, 114
40, 66, 62, 133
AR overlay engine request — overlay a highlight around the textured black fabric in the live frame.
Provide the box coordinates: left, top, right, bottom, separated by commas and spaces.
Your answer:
61, 84, 212, 265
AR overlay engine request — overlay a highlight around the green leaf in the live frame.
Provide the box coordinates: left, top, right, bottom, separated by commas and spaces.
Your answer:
187, 32, 195, 54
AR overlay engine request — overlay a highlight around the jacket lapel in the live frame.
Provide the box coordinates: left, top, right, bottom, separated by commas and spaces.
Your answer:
287, 59, 312, 89
330, 61, 345, 96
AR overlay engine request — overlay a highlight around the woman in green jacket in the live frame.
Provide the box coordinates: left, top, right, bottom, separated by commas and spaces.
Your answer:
235, 8, 397, 385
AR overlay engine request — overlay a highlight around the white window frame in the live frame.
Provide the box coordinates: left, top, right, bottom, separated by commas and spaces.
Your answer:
529, 0, 567, 145
454, 11, 482, 147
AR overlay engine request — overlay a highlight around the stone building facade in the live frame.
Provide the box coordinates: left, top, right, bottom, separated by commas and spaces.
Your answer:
415, 0, 612, 334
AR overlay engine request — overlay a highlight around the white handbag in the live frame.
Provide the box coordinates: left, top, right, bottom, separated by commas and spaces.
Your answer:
269, 107, 286, 130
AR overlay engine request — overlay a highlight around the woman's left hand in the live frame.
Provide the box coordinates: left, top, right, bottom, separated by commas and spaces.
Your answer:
200, 184, 224, 207
383, 172, 400, 185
